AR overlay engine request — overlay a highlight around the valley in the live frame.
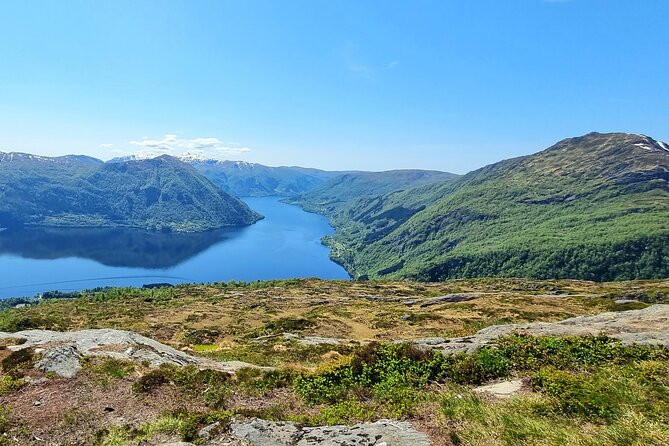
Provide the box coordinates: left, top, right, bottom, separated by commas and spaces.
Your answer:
2, 4, 667, 445
0, 197, 348, 298
289, 133, 669, 282
2, 132, 668, 295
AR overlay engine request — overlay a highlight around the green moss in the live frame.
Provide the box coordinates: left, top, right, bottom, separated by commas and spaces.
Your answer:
132, 368, 171, 394
0, 375, 25, 396
88, 358, 135, 383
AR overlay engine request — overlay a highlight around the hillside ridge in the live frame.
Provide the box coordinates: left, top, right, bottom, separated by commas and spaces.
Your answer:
299, 132, 669, 281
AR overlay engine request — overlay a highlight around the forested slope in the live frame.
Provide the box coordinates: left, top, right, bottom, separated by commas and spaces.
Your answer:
319, 133, 669, 281
0, 153, 261, 232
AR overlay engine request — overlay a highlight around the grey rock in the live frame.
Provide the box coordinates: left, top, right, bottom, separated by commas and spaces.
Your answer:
409, 304, 669, 354
24, 376, 47, 385
230, 418, 430, 446
0, 329, 270, 378
231, 419, 302, 446
404, 293, 481, 307
296, 336, 350, 347
283, 333, 353, 347
363, 295, 403, 303
198, 421, 222, 439
35, 344, 82, 378
614, 299, 642, 304
473, 379, 524, 398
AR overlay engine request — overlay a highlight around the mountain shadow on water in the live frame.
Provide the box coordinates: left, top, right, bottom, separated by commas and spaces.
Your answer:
0, 226, 247, 269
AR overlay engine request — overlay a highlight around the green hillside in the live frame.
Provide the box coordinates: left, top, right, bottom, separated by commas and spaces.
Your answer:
315, 133, 669, 281
285, 169, 459, 214
0, 153, 262, 232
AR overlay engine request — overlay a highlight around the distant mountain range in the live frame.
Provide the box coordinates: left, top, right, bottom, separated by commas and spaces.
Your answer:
0, 153, 261, 232
285, 170, 460, 214
290, 132, 669, 281
0, 149, 454, 233
3, 131, 668, 282
111, 153, 340, 197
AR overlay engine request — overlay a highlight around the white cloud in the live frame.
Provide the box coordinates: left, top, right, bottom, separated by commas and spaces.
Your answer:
129, 134, 251, 159
99, 143, 114, 148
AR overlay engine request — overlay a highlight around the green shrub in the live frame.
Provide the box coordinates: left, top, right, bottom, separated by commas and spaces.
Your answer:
182, 328, 220, 345
252, 317, 316, 337
441, 348, 510, 385
295, 343, 441, 404
306, 399, 376, 426
0, 314, 56, 332
0, 375, 26, 395
153, 409, 231, 442
495, 334, 668, 371
0, 406, 10, 434
132, 368, 171, 393
90, 358, 135, 382
1, 348, 34, 375
170, 366, 229, 392
236, 367, 298, 392
532, 364, 669, 422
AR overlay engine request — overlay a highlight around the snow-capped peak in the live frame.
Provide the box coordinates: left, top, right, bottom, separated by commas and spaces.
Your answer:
173, 151, 214, 163
0, 152, 58, 163
111, 151, 229, 164
633, 135, 669, 154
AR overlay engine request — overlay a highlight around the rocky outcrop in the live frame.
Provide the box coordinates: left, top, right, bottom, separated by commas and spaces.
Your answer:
0, 329, 269, 378
229, 418, 431, 446
34, 344, 82, 378
403, 293, 482, 307
283, 333, 354, 346
473, 379, 525, 398
409, 304, 669, 354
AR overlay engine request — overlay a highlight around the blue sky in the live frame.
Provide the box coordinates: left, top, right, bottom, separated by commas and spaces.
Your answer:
0, 0, 667, 173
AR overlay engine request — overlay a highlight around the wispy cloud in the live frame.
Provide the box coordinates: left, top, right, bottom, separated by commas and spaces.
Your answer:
129, 134, 251, 159
337, 42, 399, 81
99, 143, 114, 148
385, 60, 400, 70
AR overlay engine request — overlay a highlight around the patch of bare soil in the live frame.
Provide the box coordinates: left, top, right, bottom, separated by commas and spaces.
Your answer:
0, 372, 206, 446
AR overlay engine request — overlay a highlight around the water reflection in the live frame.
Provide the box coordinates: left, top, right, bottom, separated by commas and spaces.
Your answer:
0, 226, 247, 269
0, 197, 350, 299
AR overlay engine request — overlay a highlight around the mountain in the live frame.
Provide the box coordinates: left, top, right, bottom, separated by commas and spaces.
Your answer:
111, 153, 339, 197
189, 159, 339, 197
285, 169, 460, 214
0, 151, 104, 166
0, 152, 262, 232
313, 133, 669, 281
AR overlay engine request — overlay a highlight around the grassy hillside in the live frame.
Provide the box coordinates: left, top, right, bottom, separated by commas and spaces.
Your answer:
315, 133, 669, 281
285, 169, 459, 214
0, 154, 262, 232
4, 278, 655, 343
0, 279, 668, 445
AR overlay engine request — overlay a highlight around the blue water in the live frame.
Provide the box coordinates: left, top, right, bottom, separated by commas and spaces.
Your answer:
0, 197, 349, 298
